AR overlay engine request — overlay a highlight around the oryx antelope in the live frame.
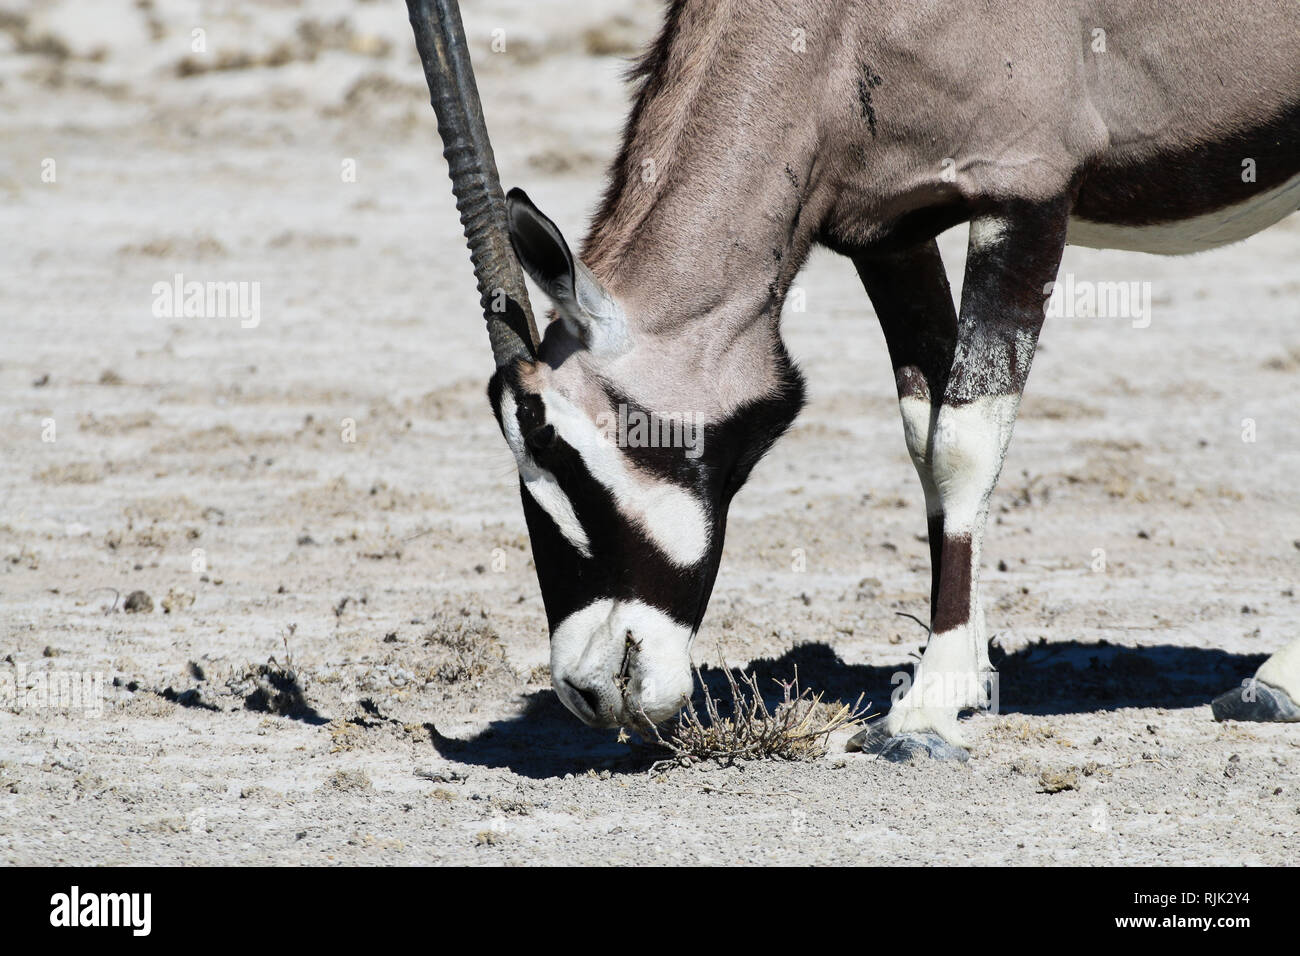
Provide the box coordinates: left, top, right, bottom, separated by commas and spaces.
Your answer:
409, 0, 1300, 758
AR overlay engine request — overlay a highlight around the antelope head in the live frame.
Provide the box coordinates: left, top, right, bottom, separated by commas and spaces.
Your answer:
494, 191, 806, 729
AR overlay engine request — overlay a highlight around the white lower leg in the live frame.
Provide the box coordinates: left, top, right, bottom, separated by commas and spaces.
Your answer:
886, 625, 990, 745
886, 396, 1018, 745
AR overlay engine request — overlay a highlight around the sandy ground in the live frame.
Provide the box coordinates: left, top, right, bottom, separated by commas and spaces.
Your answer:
2, 0, 1298, 866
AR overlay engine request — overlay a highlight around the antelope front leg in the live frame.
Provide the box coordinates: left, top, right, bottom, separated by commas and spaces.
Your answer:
853, 239, 958, 613
860, 201, 1070, 760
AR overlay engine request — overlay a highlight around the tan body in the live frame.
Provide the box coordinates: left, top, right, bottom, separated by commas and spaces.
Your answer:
551, 0, 1300, 415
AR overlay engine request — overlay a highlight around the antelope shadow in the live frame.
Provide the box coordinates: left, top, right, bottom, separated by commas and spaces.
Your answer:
428, 639, 1269, 779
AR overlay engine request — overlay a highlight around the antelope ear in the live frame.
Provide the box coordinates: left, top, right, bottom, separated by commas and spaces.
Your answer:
506, 188, 627, 354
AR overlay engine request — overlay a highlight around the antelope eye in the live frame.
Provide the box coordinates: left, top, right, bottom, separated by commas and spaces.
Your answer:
525, 424, 557, 453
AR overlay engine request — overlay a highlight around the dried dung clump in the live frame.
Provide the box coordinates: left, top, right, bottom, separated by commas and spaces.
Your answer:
1038, 768, 1081, 793
324, 770, 372, 793
123, 590, 153, 613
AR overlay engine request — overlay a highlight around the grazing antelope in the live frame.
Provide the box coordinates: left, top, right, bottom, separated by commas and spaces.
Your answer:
409, 0, 1300, 759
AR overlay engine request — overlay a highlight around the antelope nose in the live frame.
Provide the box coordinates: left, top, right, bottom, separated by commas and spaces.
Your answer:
560, 676, 619, 727
563, 678, 601, 716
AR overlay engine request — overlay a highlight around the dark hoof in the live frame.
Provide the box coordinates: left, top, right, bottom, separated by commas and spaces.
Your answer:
1211, 681, 1300, 722
847, 721, 969, 762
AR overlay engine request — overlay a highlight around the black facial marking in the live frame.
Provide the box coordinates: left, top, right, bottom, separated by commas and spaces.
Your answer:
525, 423, 557, 454
512, 390, 545, 435
486, 369, 509, 437
517, 459, 700, 631
488, 346, 806, 641
596, 345, 806, 503
588, 348, 807, 633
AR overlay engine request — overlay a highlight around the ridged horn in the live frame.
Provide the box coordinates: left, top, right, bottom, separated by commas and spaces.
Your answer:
407, 0, 539, 366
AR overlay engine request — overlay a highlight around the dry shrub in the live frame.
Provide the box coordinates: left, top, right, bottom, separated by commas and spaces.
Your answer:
651, 667, 869, 766
426, 613, 508, 685
233, 660, 313, 717
228, 625, 318, 719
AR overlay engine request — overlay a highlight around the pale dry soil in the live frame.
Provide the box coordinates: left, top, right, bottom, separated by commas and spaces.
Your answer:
1, 0, 1298, 865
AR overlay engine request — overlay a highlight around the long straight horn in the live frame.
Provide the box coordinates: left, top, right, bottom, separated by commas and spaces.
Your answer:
407, 0, 539, 366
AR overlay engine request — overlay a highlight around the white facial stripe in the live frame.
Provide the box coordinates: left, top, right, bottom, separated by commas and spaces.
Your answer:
496, 390, 592, 558
540, 389, 710, 567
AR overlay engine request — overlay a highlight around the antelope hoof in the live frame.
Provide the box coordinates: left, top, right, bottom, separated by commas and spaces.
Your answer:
847, 722, 970, 762
1211, 681, 1300, 723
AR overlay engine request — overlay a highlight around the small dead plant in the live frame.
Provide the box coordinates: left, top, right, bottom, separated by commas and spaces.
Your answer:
226, 624, 319, 718
426, 614, 507, 684
649, 666, 870, 766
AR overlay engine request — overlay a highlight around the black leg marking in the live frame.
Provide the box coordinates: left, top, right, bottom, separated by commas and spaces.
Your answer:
854, 239, 958, 618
